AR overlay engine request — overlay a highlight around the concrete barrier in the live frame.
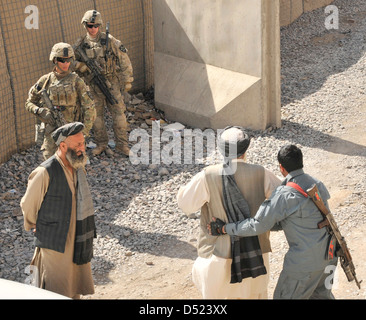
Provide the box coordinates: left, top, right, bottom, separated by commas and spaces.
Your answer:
153, 0, 281, 130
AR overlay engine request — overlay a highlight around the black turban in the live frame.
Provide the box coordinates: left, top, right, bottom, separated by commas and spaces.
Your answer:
51, 122, 85, 146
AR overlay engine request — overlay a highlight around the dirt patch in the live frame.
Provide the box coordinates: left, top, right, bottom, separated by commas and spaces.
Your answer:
89, 239, 200, 299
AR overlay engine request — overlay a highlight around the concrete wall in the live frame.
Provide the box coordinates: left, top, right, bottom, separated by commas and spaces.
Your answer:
153, 0, 281, 130
280, 0, 335, 26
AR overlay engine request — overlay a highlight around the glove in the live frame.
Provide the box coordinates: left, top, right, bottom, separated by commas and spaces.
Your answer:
210, 218, 226, 236
73, 61, 90, 73
37, 107, 56, 126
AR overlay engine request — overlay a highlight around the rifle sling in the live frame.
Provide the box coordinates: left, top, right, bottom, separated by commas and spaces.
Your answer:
286, 182, 308, 198
286, 182, 330, 229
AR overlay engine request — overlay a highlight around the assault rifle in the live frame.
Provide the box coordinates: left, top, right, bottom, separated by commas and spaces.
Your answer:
307, 184, 362, 289
40, 89, 67, 134
74, 44, 118, 105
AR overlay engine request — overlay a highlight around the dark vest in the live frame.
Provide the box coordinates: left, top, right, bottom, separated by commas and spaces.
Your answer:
34, 156, 72, 253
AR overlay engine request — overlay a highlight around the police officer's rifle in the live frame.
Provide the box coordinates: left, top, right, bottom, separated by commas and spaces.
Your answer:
40, 89, 67, 134
307, 184, 362, 289
75, 45, 118, 105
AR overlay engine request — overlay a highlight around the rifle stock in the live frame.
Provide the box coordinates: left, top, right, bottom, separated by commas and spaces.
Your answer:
307, 184, 362, 289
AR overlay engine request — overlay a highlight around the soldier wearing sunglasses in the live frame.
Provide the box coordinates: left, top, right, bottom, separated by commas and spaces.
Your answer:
73, 10, 134, 157
25, 43, 96, 160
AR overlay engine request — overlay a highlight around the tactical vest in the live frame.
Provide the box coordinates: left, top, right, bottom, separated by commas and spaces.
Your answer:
34, 156, 72, 253
47, 73, 80, 122
81, 33, 120, 77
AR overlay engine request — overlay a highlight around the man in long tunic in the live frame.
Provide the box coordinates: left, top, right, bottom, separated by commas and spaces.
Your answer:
20, 122, 96, 299
177, 127, 281, 299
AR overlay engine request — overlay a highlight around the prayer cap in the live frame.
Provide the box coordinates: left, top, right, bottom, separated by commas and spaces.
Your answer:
218, 126, 250, 160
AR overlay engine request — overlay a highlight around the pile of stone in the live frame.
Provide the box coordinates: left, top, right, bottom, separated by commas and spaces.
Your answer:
125, 92, 166, 129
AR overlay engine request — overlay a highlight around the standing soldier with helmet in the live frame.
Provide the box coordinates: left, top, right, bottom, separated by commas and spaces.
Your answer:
25, 42, 96, 160
73, 10, 134, 157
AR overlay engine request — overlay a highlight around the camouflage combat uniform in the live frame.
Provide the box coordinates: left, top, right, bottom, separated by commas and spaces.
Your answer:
25, 43, 96, 160
73, 10, 134, 157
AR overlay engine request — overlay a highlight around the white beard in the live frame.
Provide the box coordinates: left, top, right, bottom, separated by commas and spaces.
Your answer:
66, 148, 87, 170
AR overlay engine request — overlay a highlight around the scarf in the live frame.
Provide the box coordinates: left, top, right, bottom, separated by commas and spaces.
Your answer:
219, 126, 267, 283
74, 168, 96, 265
222, 166, 267, 283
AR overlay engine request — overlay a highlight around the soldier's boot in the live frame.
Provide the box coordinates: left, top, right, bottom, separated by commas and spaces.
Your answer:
92, 145, 106, 156
105, 146, 114, 157
115, 144, 132, 157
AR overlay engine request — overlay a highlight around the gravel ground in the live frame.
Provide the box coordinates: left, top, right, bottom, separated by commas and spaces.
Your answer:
1, 0, 366, 299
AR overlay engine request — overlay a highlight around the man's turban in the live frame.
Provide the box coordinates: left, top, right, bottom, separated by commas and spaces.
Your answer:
51, 122, 85, 146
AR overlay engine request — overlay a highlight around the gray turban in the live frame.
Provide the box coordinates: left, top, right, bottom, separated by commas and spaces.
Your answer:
51, 122, 85, 146
218, 126, 250, 161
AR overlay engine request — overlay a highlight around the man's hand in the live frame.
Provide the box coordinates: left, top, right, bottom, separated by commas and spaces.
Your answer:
207, 217, 226, 236
37, 107, 56, 126
73, 61, 90, 73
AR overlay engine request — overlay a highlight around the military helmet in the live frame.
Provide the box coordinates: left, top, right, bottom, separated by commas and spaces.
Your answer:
81, 10, 103, 25
49, 42, 75, 62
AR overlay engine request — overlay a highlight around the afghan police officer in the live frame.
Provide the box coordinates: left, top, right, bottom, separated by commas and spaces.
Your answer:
25, 43, 96, 160
208, 145, 338, 299
73, 10, 134, 157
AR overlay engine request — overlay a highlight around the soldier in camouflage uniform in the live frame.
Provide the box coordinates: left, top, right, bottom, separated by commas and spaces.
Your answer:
73, 10, 134, 157
25, 43, 96, 160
